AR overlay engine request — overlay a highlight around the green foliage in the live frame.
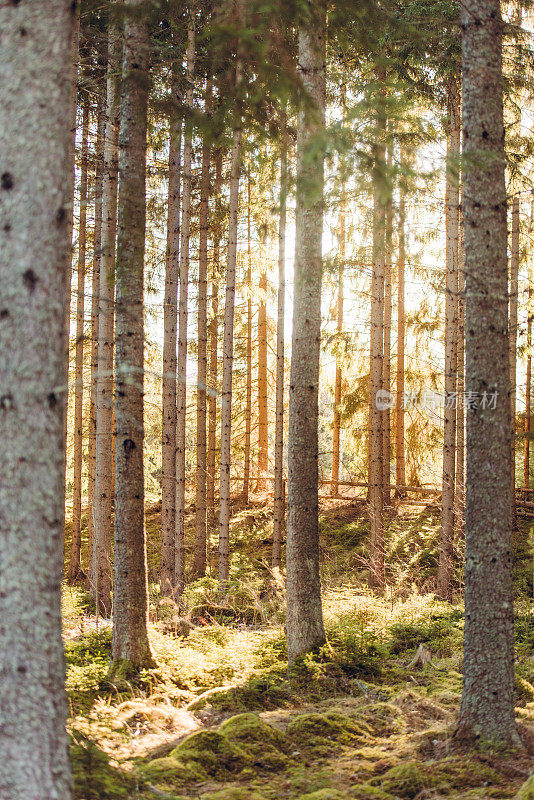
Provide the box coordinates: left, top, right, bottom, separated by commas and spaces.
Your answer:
170, 730, 249, 780
65, 629, 112, 711
286, 711, 369, 751
70, 731, 135, 799
378, 761, 431, 799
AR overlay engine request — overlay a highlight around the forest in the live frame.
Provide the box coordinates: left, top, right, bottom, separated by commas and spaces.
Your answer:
4, 0, 534, 797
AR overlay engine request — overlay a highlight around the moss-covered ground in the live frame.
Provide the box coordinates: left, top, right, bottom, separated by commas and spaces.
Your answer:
64, 497, 534, 799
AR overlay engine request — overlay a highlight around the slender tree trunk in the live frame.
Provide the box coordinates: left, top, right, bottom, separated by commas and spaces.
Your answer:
525, 280, 532, 488
68, 98, 90, 583
368, 87, 386, 592
454, 210, 466, 537
207, 151, 222, 525
0, 1, 74, 795
331, 181, 345, 498
395, 156, 406, 495
243, 174, 253, 504
438, 84, 460, 602
87, 98, 105, 587
93, 26, 120, 615
382, 141, 393, 506
175, 19, 195, 593
257, 258, 268, 493
510, 196, 519, 527
161, 77, 181, 595
272, 134, 288, 569
455, 0, 520, 747
219, 68, 243, 591
286, 8, 327, 663
111, 0, 153, 670
193, 77, 213, 579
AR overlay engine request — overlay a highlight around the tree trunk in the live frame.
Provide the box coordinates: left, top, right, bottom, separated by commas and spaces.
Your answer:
368, 87, 386, 592
175, 18, 195, 594
0, 1, 74, 795
455, 0, 520, 747
243, 173, 253, 504
112, 0, 153, 670
438, 84, 460, 602
510, 196, 519, 527
193, 77, 213, 579
161, 74, 181, 596
93, 25, 121, 615
68, 98, 90, 583
207, 151, 222, 525
382, 140, 393, 506
395, 154, 406, 496
219, 69, 243, 591
286, 8, 327, 663
87, 97, 105, 588
257, 259, 268, 493
525, 279, 532, 488
331, 175, 345, 498
454, 210, 466, 537
272, 134, 288, 569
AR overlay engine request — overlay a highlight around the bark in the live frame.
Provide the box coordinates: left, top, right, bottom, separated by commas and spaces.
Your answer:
272, 134, 288, 569
368, 89, 386, 592
207, 151, 223, 525
68, 98, 90, 583
93, 25, 121, 615
175, 19, 195, 593
161, 72, 181, 595
331, 176, 345, 497
193, 77, 213, 579
455, 0, 520, 747
395, 156, 406, 495
510, 196, 519, 527
243, 174, 253, 504
219, 70, 243, 591
438, 84, 460, 602
0, 1, 74, 796
286, 9, 327, 663
382, 141, 393, 506
112, 0, 153, 670
454, 211, 466, 538
525, 277, 532, 488
87, 98, 105, 588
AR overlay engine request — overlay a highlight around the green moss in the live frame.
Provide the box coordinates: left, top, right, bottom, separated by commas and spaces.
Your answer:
200, 789, 265, 800
170, 730, 249, 780
287, 711, 367, 750
379, 761, 430, 799
141, 756, 183, 779
219, 713, 289, 770
70, 732, 134, 799
436, 757, 506, 791
515, 775, 534, 799
350, 788, 394, 800
297, 791, 345, 800
359, 702, 406, 737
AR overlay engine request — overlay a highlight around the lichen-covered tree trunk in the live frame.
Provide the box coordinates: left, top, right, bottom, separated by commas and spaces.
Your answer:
207, 151, 222, 525
0, 1, 74, 796
272, 137, 288, 569
112, 0, 153, 670
175, 19, 195, 593
395, 156, 406, 497
161, 75, 181, 596
382, 141, 393, 507
93, 25, 121, 615
454, 211, 466, 537
438, 84, 460, 602
456, 0, 520, 747
218, 76, 242, 591
68, 98, 90, 583
243, 174, 253, 505
194, 77, 213, 579
510, 196, 519, 528
87, 99, 105, 587
286, 8, 327, 663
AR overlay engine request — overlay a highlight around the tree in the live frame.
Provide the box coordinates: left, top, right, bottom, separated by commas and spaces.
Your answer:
0, 0, 74, 795
68, 96, 90, 583
438, 82, 460, 602
382, 140, 393, 506
194, 76, 213, 578
257, 251, 269, 493
286, 3, 327, 663
243, 173, 253, 504
161, 63, 181, 596
176, 16, 195, 594
112, 0, 153, 670
509, 195, 519, 527
455, 0, 520, 748
93, 25, 121, 615
272, 135, 288, 569
395, 148, 406, 495
331, 136, 345, 498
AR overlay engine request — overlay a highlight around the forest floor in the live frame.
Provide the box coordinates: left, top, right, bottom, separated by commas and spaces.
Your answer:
64, 496, 534, 799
